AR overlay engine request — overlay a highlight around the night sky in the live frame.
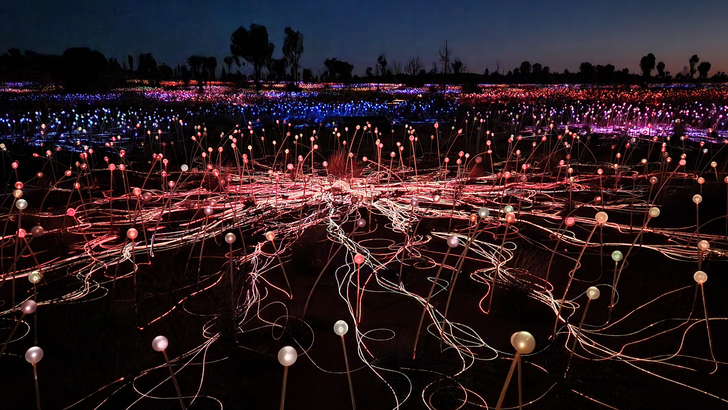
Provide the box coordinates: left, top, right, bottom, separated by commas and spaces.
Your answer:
2, 0, 727, 76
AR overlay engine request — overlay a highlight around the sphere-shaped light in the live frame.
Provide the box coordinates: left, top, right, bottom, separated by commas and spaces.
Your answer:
447, 235, 459, 248
505, 212, 516, 223
15, 199, 28, 210
356, 218, 366, 228
354, 254, 364, 265
503, 205, 514, 214
180, 164, 189, 172
586, 286, 600, 300
565, 216, 575, 227
697, 240, 710, 252
510, 331, 536, 354
265, 231, 276, 241
21, 299, 37, 314
278, 346, 298, 366
410, 198, 419, 207
693, 270, 708, 284
649, 176, 658, 185
28, 270, 42, 284
204, 206, 213, 216
611, 250, 623, 262
595, 211, 608, 224
152, 335, 169, 352
333, 320, 349, 336
25, 346, 43, 364
31, 225, 44, 237
478, 208, 490, 218
692, 194, 702, 204
225, 233, 236, 244
648, 207, 660, 218
126, 228, 138, 240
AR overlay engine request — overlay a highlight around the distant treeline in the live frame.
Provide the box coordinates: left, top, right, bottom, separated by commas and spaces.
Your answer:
1, 25, 725, 92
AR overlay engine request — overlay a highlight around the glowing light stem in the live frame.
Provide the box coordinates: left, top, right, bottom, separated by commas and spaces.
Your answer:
413, 245, 453, 359
280, 366, 289, 410
162, 350, 186, 410
494, 352, 521, 410
564, 297, 593, 377
271, 239, 293, 299
699, 283, 718, 374
32, 362, 41, 410
339, 335, 356, 410
610, 215, 653, 316
552, 224, 599, 338
545, 219, 570, 282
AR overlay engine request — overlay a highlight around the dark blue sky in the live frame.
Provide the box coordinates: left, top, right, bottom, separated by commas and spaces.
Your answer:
2, 0, 727, 76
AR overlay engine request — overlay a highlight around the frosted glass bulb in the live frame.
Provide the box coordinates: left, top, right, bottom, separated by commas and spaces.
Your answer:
693, 271, 708, 284
611, 250, 623, 262
697, 240, 710, 252
586, 286, 600, 300
595, 211, 608, 224
692, 194, 702, 204
15, 199, 27, 210
278, 346, 298, 366
28, 270, 42, 284
25, 346, 43, 364
333, 320, 349, 336
265, 231, 276, 241
21, 299, 37, 314
152, 335, 169, 352
225, 233, 236, 244
126, 228, 138, 240
31, 225, 44, 237
447, 235, 459, 248
648, 207, 660, 218
478, 208, 490, 218
510, 331, 536, 354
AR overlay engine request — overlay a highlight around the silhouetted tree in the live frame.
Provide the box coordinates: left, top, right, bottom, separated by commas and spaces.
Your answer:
689, 55, 699, 78
223, 56, 234, 75
282, 27, 303, 83
377, 55, 387, 77
519, 61, 531, 76
180, 65, 191, 86
159, 63, 173, 81
452, 60, 464, 75
599, 64, 615, 84
438, 41, 451, 75
230, 24, 274, 85
61, 47, 108, 92
406, 57, 422, 76
323, 58, 353, 81
639, 53, 656, 78
579, 62, 595, 82
137, 53, 158, 81
392, 61, 403, 76
302, 68, 314, 83
656, 61, 665, 78
127, 55, 133, 72
365, 67, 373, 78
187, 55, 206, 90
267, 58, 287, 81
204, 57, 217, 82
698, 61, 711, 80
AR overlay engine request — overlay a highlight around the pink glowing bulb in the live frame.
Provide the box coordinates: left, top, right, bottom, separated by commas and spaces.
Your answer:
354, 254, 364, 265
66, 208, 76, 217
